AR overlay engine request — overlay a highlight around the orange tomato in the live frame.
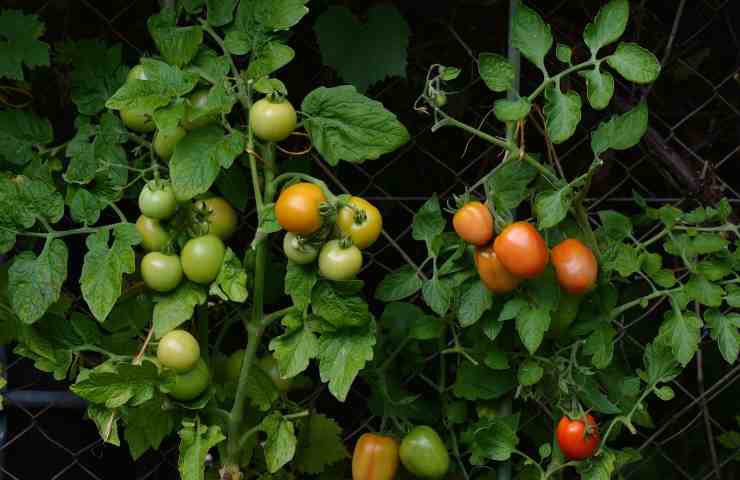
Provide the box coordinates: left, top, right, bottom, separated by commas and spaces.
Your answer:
551, 239, 598, 294
474, 244, 521, 293
352, 433, 400, 480
275, 182, 326, 235
493, 221, 549, 279
452, 201, 493, 246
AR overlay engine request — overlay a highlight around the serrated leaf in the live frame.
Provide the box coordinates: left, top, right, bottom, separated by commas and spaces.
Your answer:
584, 325, 616, 369
71, 363, 158, 408
285, 262, 318, 312
494, 98, 532, 122
511, 4, 553, 72
125, 398, 176, 460
87, 405, 120, 447
374, 265, 423, 302
302, 86, 409, 166
317, 320, 376, 401
269, 313, 319, 378
576, 450, 616, 480
579, 68, 615, 110
583, 0, 629, 55
0, 110, 53, 166
412, 195, 445, 243
0, 9, 50, 80
576, 373, 621, 414
686, 275, 724, 307
260, 413, 297, 473
206, 0, 238, 26
534, 186, 573, 229
591, 101, 648, 155
148, 9, 203, 68
544, 84, 581, 144
705, 309, 740, 364
657, 309, 701, 366
516, 306, 550, 354
518, 359, 543, 386
294, 414, 348, 474
452, 364, 517, 400
479, 53, 514, 92
469, 417, 519, 462
153, 282, 208, 338
178, 422, 226, 480
245, 41, 295, 80
643, 342, 681, 386
61, 40, 128, 115
312, 281, 372, 328
458, 280, 492, 327
105, 58, 198, 112
422, 276, 453, 317
607, 42, 661, 84
487, 159, 538, 211
209, 248, 248, 302
597, 210, 632, 241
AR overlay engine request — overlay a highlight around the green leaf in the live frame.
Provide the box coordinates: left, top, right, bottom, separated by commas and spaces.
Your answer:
245, 41, 295, 80
422, 276, 453, 316
584, 324, 616, 369
578, 68, 615, 110
381, 302, 443, 340
67, 188, 102, 225
312, 281, 372, 328
555, 44, 572, 63
576, 373, 621, 414
591, 102, 649, 155
486, 159, 538, 211
269, 313, 319, 378
61, 40, 128, 115
71, 363, 158, 409
178, 422, 226, 480
499, 297, 528, 322
170, 127, 245, 201
0, 110, 53, 166
534, 186, 573, 229
245, 366, 279, 411
686, 275, 724, 307
148, 9, 203, 68
654, 385, 674, 401
458, 280, 493, 327
412, 195, 445, 243
13, 323, 73, 380
484, 347, 509, 370
597, 210, 632, 242
81, 225, 141, 322
317, 320, 376, 401
576, 450, 616, 480
87, 405, 120, 446
314, 5, 409, 92
543, 84, 581, 144
375, 265, 423, 302
518, 359, 544, 386
494, 98, 532, 122
8, 239, 68, 324
602, 243, 641, 278
704, 309, 740, 364
206, 0, 238, 26
606, 43, 661, 84
153, 282, 208, 338
469, 417, 519, 462
260, 413, 297, 473
125, 398, 176, 460
583, 0, 629, 55
511, 4, 553, 73
643, 342, 681, 386
440, 66, 461, 81
285, 262, 318, 312
209, 248, 248, 302
657, 310, 701, 366
478, 53, 514, 92
453, 364, 517, 400
105, 58, 198, 112
0, 9, 50, 80
293, 414, 348, 474
187, 48, 230, 85
516, 306, 550, 354
726, 285, 740, 308
302, 86, 410, 166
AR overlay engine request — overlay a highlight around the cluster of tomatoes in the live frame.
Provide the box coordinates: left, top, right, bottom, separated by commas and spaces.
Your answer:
353, 426, 450, 480
275, 182, 383, 280
453, 201, 598, 295
156, 329, 210, 401
136, 180, 238, 292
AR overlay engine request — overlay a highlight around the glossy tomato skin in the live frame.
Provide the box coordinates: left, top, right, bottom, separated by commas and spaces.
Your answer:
453, 201, 493, 246
493, 222, 549, 278
139, 182, 177, 220
319, 240, 363, 281
283, 232, 319, 264
336, 197, 383, 249
352, 433, 400, 480
250, 98, 297, 142
164, 358, 210, 402
551, 239, 598, 295
141, 252, 183, 292
136, 215, 170, 252
474, 244, 521, 293
275, 182, 326, 235
182, 89, 217, 130
120, 109, 155, 133
196, 197, 238, 240
157, 330, 200, 372
181, 235, 225, 284
556, 415, 600, 460
399, 426, 451, 479
153, 126, 187, 160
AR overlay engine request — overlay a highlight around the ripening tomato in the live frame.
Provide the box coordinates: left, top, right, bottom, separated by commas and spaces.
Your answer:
283, 232, 319, 264
120, 108, 155, 133
556, 415, 600, 460
153, 126, 187, 161
399, 426, 450, 479
136, 215, 170, 252
275, 182, 326, 235
141, 252, 183, 292
182, 89, 218, 130
163, 358, 210, 402
250, 98, 297, 142
453, 202, 493, 246
181, 235, 225, 284
493, 221, 549, 278
551, 239, 598, 295
319, 240, 363, 281
139, 181, 177, 220
352, 433, 400, 480
157, 330, 200, 372
336, 197, 383, 249
474, 244, 521, 293
195, 197, 238, 240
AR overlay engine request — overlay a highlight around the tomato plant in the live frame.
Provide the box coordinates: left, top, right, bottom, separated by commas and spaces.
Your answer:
453, 201, 493, 246
250, 97, 297, 142
157, 329, 200, 372
283, 232, 319, 264
135, 215, 170, 252
352, 433, 400, 480
556, 415, 600, 460
474, 243, 521, 293
182, 89, 218, 130
181, 235, 225, 284
399, 426, 450, 479
318, 240, 363, 281
551, 239, 598, 295
138, 181, 177, 220
493, 221, 549, 279
336, 196, 383, 249
275, 182, 327, 235
153, 126, 187, 161
195, 197, 238, 241
140, 252, 183, 292
162, 358, 211, 402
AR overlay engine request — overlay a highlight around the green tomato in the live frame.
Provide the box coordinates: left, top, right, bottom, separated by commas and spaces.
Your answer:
157, 330, 200, 372
318, 240, 362, 281
141, 252, 183, 292
127, 64, 148, 82
399, 426, 450, 479
181, 234, 225, 284
249, 98, 297, 142
195, 197, 238, 240
139, 181, 177, 220
153, 126, 187, 161
434, 93, 447, 107
163, 358, 210, 402
182, 89, 217, 130
120, 109, 155, 133
135, 215, 170, 252
283, 232, 319, 264
550, 294, 582, 338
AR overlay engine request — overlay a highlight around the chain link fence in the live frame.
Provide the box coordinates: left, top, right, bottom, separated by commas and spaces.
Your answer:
2, 0, 740, 479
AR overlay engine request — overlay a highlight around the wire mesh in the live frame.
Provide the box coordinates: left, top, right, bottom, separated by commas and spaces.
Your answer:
2, 0, 740, 479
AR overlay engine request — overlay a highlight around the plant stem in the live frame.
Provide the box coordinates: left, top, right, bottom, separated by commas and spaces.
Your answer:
0, 223, 124, 239
609, 287, 682, 319
526, 59, 601, 102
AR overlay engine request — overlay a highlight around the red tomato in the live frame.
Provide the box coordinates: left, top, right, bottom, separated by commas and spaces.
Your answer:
556, 415, 600, 460
474, 244, 521, 293
352, 433, 400, 480
551, 239, 598, 294
493, 221, 549, 279
453, 201, 493, 246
